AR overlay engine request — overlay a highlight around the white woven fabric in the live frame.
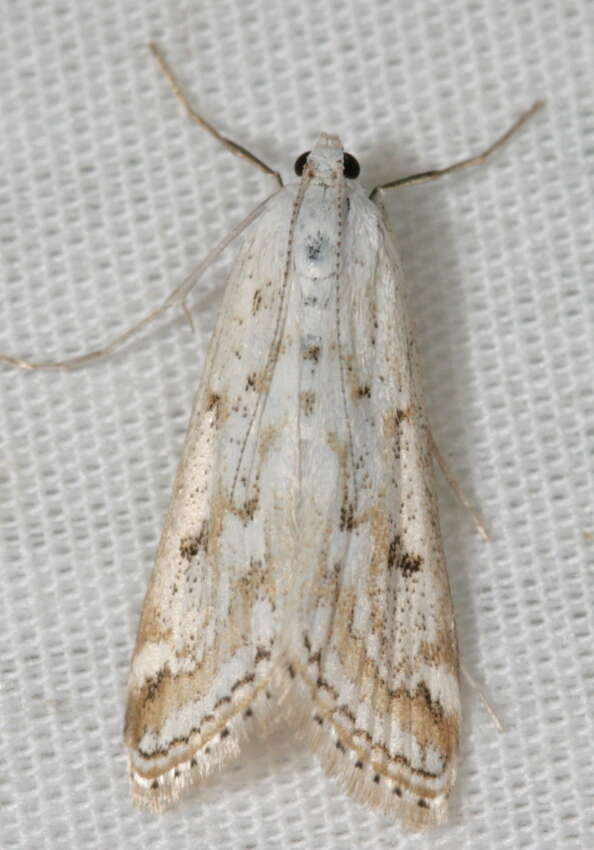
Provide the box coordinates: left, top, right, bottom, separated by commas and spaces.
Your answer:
1, 1, 592, 848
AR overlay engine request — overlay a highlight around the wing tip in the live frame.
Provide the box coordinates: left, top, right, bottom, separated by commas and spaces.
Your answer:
126, 684, 280, 812
298, 710, 452, 831
127, 732, 241, 812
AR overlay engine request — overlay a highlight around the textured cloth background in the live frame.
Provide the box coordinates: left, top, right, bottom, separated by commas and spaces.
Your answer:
1, 1, 593, 848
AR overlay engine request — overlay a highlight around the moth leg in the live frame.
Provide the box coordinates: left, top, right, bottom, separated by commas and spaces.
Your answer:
1, 192, 269, 371
149, 43, 283, 188
370, 100, 544, 199
461, 664, 504, 733
0, 255, 202, 371
181, 298, 196, 335
428, 428, 490, 542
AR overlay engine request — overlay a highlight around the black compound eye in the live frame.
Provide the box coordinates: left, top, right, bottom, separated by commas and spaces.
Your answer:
343, 152, 360, 179
294, 151, 311, 176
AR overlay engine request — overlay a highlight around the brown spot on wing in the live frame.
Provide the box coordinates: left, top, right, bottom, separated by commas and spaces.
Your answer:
252, 289, 262, 314
386, 534, 423, 575
399, 552, 423, 576
206, 392, 221, 411
179, 521, 209, 562
300, 391, 316, 416
395, 407, 412, 426
303, 344, 321, 362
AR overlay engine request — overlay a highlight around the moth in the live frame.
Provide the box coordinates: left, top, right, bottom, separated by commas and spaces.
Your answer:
1, 44, 541, 831
124, 121, 465, 827
121, 52, 541, 829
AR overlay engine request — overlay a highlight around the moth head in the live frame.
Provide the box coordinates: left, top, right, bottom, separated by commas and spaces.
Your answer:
294, 134, 360, 181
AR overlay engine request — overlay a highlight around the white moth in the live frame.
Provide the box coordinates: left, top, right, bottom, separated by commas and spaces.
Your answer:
120, 54, 542, 825
1, 45, 541, 832
123, 130, 460, 828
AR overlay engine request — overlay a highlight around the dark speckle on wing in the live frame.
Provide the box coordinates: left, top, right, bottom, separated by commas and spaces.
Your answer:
387, 534, 423, 575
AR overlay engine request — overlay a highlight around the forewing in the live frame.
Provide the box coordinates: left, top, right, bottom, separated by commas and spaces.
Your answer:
124, 189, 301, 809
288, 190, 460, 829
